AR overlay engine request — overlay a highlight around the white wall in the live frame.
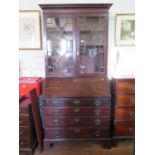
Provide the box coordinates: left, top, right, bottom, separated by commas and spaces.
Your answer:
19, 0, 135, 78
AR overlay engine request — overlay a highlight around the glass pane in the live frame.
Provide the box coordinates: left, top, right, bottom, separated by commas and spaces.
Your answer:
79, 16, 105, 74
46, 17, 74, 75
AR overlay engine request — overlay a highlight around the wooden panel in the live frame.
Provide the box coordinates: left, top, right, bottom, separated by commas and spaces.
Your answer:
115, 107, 135, 121
43, 106, 110, 117
19, 116, 30, 126
116, 95, 134, 107
19, 138, 31, 148
19, 127, 30, 139
43, 97, 110, 107
115, 121, 135, 137
115, 79, 135, 94
19, 99, 32, 115
43, 77, 111, 97
44, 116, 110, 128
45, 127, 110, 139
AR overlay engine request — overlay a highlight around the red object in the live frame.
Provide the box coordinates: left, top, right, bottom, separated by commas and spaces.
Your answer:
19, 77, 43, 97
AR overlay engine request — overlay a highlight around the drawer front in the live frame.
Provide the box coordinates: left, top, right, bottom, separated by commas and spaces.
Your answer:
43, 106, 110, 116
19, 107, 29, 115
115, 121, 135, 137
45, 127, 110, 139
116, 95, 135, 107
19, 139, 31, 148
19, 116, 30, 126
19, 150, 33, 155
19, 127, 30, 140
44, 116, 110, 128
43, 97, 110, 107
116, 81, 135, 94
115, 107, 135, 121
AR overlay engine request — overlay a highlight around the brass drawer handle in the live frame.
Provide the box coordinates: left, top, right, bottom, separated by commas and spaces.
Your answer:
74, 128, 80, 133
95, 131, 100, 137
46, 100, 50, 104
54, 131, 60, 138
74, 118, 80, 123
94, 99, 102, 106
94, 109, 101, 115
128, 127, 134, 132
53, 119, 59, 125
73, 108, 80, 113
94, 118, 101, 125
53, 100, 59, 105
73, 100, 80, 105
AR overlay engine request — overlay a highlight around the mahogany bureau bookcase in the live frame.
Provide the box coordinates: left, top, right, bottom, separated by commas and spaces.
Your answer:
39, 4, 113, 150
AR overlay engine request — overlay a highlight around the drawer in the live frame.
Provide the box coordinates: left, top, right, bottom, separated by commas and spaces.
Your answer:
19, 107, 29, 115
115, 121, 135, 137
116, 95, 135, 107
43, 106, 110, 116
44, 116, 110, 128
19, 149, 33, 155
19, 139, 31, 148
19, 116, 30, 126
19, 127, 30, 140
19, 99, 32, 115
115, 107, 135, 121
43, 97, 110, 107
115, 80, 135, 94
45, 127, 110, 139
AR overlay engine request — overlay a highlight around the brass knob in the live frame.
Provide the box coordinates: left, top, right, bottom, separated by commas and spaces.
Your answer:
94, 109, 101, 115
20, 141, 24, 145
74, 118, 80, 123
73, 108, 80, 113
94, 118, 101, 125
74, 128, 80, 133
73, 100, 80, 105
94, 99, 101, 106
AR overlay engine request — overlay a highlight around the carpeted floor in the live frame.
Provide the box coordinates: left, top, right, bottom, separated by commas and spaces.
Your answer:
34, 141, 134, 155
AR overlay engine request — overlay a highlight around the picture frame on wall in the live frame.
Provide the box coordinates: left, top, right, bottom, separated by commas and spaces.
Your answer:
115, 14, 135, 46
19, 10, 42, 50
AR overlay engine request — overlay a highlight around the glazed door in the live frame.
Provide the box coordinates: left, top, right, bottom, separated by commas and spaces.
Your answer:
45, 15, 76, 77
77, 15, 107, 76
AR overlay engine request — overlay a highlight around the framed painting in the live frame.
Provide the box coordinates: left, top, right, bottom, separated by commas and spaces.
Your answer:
19, 10, 42, 50
115, 14, 135, 46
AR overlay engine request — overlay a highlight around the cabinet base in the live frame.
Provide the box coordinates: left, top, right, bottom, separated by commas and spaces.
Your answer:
43, 138, 112, 150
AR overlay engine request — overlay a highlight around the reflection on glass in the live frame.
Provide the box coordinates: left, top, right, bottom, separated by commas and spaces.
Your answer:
79, 16, 105, 74
46, 17, 73, 74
